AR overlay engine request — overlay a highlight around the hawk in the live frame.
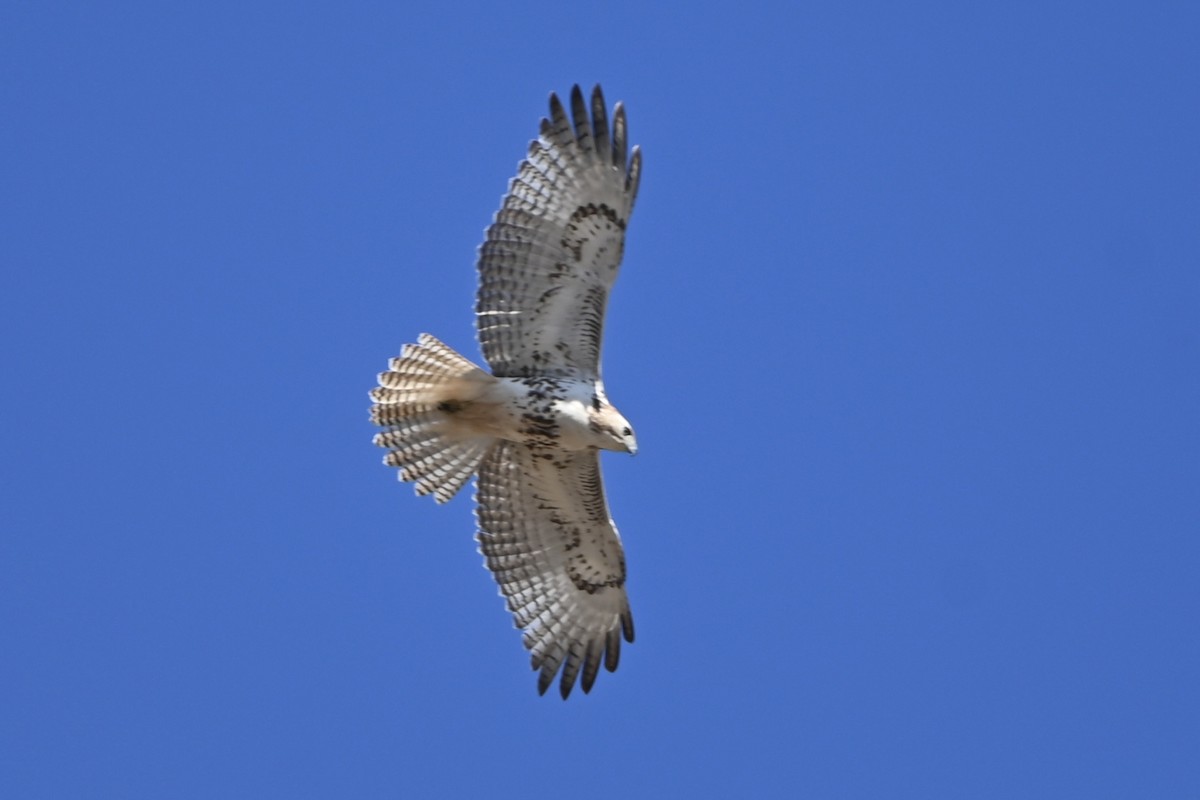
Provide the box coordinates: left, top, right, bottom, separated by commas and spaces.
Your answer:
370, 85, 642, 698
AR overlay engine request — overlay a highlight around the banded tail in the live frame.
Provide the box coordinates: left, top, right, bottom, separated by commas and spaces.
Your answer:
370, 333, 498, 503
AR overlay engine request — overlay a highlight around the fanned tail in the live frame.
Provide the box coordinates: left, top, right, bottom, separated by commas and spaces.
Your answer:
370, 333, 497, 503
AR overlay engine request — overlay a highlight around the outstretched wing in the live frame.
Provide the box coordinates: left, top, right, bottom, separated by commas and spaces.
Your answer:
475, 440, 634, 698
477, 84, 642, 380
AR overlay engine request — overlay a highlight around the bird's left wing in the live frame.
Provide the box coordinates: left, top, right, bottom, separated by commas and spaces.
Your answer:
476, 84, 642, 380
475, 440, 634, 698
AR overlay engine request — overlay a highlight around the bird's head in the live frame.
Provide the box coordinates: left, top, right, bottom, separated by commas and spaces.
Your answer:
590, 404, 638, 455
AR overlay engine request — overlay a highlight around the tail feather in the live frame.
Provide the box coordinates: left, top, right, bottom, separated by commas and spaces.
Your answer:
371, 333, 497, 503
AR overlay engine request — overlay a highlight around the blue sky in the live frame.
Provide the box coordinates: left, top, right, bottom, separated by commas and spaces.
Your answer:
3, 2, 1197, 797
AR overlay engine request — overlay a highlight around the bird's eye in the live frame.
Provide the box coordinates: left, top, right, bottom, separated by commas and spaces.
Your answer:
623, 427, 632, 436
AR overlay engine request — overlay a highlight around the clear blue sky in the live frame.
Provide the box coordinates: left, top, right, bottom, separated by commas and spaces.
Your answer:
3, 2, 1197, 797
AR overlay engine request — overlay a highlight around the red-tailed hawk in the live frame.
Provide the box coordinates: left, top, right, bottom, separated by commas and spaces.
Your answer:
370, 85, 641, 698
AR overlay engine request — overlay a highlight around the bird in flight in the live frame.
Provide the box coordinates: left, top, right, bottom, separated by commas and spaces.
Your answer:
370, 85, 642, 698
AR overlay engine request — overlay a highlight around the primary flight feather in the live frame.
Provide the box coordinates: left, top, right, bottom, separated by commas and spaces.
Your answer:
370, 85, 641, 698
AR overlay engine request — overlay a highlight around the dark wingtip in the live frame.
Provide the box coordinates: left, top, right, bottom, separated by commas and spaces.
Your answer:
604, 627, 620, 672
611, 101, 628, 171
581, 639, 601, 693
627, 145, 643, 208
590, 85, 610, 166
569, 85, 590, 150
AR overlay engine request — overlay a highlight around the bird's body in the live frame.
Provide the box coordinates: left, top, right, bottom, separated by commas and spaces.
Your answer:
370, 85, 642, 698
